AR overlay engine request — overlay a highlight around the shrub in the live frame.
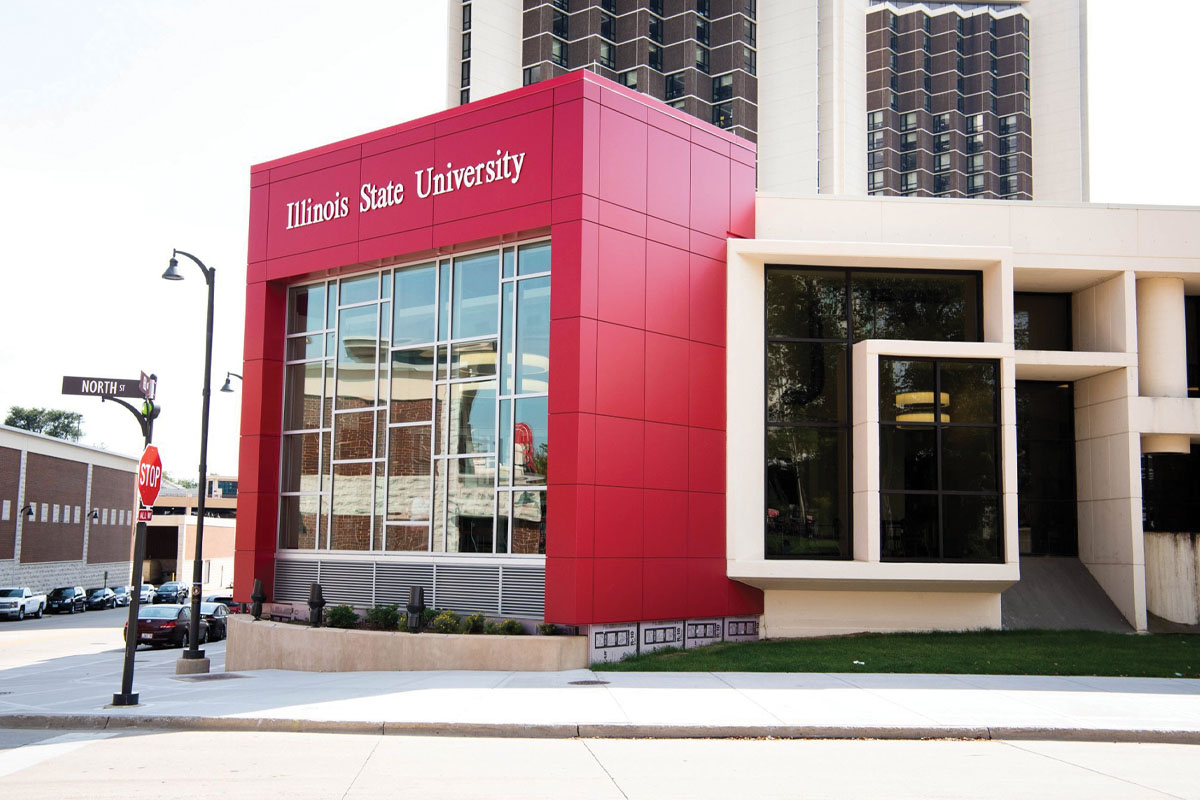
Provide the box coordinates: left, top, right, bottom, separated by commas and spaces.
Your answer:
429, 610, 461, 634
398, 611, 409, 630
325, 605, 359, 629
460, 613, 486, 634
537, 623, 559, 636
499, 619, 525, 635
421, 607, 440, 628
365, 604, 400, 630
484, 620, 502, 635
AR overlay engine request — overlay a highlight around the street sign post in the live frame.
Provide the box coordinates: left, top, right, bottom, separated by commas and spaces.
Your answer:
61, 376, 144, 399
139, 372, 157, 400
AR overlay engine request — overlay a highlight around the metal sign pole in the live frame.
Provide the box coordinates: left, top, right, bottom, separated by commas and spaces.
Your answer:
70, 371, 158, 707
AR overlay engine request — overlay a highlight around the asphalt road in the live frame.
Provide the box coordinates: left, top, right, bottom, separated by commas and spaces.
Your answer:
0, 603, 223, 671
1, 729, 1198, 799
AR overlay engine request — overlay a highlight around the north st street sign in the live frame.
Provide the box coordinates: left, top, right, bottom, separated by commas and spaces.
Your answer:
61, 376, 145, 399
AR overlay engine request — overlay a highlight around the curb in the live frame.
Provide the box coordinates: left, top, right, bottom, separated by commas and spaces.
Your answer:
2, 714, 1199, 745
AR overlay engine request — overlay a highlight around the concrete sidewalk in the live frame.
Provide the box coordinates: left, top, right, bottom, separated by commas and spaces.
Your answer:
2, 642, 1199, 743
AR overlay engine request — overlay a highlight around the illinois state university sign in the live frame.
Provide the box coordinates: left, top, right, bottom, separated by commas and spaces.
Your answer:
263, 107, 552, 261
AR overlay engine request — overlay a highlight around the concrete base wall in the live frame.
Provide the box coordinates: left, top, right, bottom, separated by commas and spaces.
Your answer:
1145, 532, 1200, 625
0, 559, 132, 592
225, 617, 588, 672
762, 589, 1001, 638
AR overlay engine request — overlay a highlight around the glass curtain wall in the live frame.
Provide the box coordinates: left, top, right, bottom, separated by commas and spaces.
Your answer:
765, 267, 984, 561
279, 241, 550, 556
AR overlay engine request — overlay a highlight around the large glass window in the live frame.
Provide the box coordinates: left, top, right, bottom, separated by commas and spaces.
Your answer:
765, 268, 984, 560
879, 358, 1002, 562
280, 241, 549, 555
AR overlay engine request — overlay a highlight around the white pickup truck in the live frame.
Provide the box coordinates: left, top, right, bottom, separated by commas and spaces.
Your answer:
0, 587, 46, 620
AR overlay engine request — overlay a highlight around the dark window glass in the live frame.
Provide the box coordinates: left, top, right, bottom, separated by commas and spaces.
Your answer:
900, 152, 916, 172
696, 45, 710, 73
460, 60, 470, 88
697, 17, 710, 46
868, 151, 884, 171
619, 69, 638, 89
1143, 446, 1200, 533
744, 46, 756, 75
766, 428, 849, 558
713, 73, 733, 101
649, 15, 663, 43
1016, 381, 1078, 555
850, 271, 981, 342
649, 0, 662, 14
712, 102, 733, 128
523, 66, 538, 86
462, 3, 471, 30
879, 357, 1002, 562
744, 17, 756, 46
767, 343, 847, 423
666, 72, 685, 100
599, 40, 615, 69
462, 32, 471, 59
1013, 293, 1072, 351
551, 38, 568, 67
552, 10, 568, 38
600, 12, 616, 41
552, 0, 568, 9
766, 270, 847, 340
649, 44, 663, 71
697, 0, 710, 17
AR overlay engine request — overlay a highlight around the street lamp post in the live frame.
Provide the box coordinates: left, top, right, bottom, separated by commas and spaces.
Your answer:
162, 249, 214, 673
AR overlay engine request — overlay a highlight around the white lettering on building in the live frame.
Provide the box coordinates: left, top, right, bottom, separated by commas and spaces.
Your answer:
284, 150, 528, 231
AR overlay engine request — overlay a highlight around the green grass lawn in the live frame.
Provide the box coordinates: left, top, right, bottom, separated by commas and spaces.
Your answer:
592, 629, 1200, 678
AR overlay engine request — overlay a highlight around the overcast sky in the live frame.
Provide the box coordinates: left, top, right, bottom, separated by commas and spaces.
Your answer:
0, 0, 1196, 478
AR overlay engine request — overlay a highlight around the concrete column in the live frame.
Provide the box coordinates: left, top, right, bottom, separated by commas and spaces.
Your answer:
1136, 277, 1189, 453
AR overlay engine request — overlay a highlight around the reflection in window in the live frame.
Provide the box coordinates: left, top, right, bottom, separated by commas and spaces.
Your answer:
1013, 293, 1072, 351
765, 267, 985, 560
879, 357, 1001, 562
280, 242, 548, 555
336, 305, 378, 409
516, 278, 550, 393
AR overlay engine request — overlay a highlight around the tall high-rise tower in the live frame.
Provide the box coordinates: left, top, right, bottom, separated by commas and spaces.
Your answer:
447, 0, 1088, 200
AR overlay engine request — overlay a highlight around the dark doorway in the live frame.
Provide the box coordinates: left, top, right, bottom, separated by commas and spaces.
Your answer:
145, 525, 178, 584
1015, 381, 1078, 556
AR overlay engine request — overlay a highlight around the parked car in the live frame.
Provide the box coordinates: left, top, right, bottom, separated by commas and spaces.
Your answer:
109, 586, 133, 607
203, 593, 247, 614
153, 581, 188, 604
124, 605, 207, 648
199, 602, 230, 641
139, 584, 157, 604
46, 586, 87, 614
85, 587, 116, 610
0, 587, 46, 620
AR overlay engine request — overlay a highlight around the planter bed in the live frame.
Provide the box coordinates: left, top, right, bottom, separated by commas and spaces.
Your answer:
225, 616, 588, 672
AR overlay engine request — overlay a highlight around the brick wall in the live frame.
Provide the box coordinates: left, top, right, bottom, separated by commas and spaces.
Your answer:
87, 465, 136, 564
20, 453, 86, 563
0, 446, 19, 559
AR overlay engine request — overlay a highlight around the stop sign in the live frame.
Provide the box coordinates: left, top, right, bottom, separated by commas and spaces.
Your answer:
137, 445, 163, 507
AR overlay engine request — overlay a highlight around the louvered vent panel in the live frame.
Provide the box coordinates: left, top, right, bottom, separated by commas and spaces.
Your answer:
500, 566, 545, 619
317, 560, 374, 606
433, 564, 500, 614
374, 563, 435, 607
274, 560, 319, 603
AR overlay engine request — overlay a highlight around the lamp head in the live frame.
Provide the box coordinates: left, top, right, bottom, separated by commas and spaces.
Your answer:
220, 374, 234, 393
161, 256, 184, 281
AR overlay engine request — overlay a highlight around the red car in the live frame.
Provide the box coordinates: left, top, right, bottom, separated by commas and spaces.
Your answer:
124, 605, 208, 648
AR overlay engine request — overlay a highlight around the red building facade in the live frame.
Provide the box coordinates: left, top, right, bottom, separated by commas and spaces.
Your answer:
236, 72, 761, 640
